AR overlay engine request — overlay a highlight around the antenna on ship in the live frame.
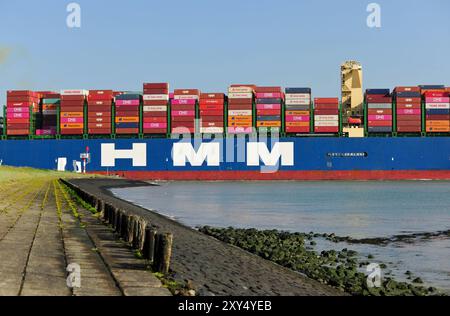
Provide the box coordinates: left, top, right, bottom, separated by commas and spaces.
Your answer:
341, 61, 365, 137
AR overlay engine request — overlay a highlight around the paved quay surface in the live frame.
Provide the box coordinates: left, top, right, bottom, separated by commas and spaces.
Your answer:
0, 167, 170, 296
69, 178, 346, 296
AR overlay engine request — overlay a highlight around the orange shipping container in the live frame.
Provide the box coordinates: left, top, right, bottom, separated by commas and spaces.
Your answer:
116, 117, 139, 123
286, 111, 310, 116
426, 120, 449, 127
257, 121, 281, 127
60, 123, 84, 129
61, 112, 83, 118
228, 122, 253, 127
426, 126, 450, 132
228, 115, 252, 122
286, 122, 310, 127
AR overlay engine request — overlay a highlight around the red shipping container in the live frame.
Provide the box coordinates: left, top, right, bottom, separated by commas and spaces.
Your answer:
143, 100, 168, 106
368, 109, 392, 115
286, 126, 310, 133
174, 89, 200, 96
257, 109, 280, 116
7, 102, 32, 108
116, 128, 139, 134
228, 99, 253, 105
143, 117, 167, 123
255, 87, 282, 93
7, 123, 29, 129
201, 116, 223, 122
61, 95, 86, 101
170, 104, 195, 111
396, 97, 421, 103
199, 104, 224, 111
7, 118, 29, 124
314, 98, 339, 104
200, 110, 223, 116
396, 115, 421, 121
7, 96, 38, 103
143, 83, 169, 89
88, 128, 111, 134
426, 115, 449, 120
202, 121, 224, 127
88, 100, 112, 106
395, 87, 421, 93
314, 127, 339, 133
7, 90, 34, 97
314, 108, 339, 114
61, 101, 85, 107
397, 126, 421, 132
366, 96, 392, 103
424, 91, 448, 98
143, 111, 167, 117
171, 121, 195, 128
60, 129, 84, 135
228, 104, 253, 110
144, 128, 167, 134
397, 121, 421, 127
88, 117, 111, 123
88, 111, 111, 117
115, 105, 139, 111
396, 103, 422, 109
368, 121, 392, 127
200, 93, 225, 100
7, 129, 30, 135
88, 123, 110, 128
143, 88, 169, 95
172, 116, 195, 122
88, 90, 113, 100
199, 99, 224, 105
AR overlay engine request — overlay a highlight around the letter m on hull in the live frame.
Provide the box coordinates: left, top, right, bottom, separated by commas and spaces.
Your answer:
173, 143, 220, 166
101, 143, 147, 167
247, 142, 294, 166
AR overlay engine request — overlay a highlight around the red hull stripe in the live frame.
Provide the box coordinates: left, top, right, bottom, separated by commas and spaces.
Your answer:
92, 170, 450, 181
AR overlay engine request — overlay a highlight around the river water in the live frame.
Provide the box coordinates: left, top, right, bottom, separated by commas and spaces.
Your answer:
110, 181, 450, 293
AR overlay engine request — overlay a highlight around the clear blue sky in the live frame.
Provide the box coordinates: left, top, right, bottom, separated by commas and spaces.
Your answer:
1, 0, 449, 107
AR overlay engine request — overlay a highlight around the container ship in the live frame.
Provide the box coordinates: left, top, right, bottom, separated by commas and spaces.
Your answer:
1, 62, 449, 181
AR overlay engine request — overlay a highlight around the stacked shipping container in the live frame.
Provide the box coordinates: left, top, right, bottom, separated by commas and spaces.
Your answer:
199, 93, 225, 134
6, 90, 38, 136
314, 98, 339, 133
115, 93, 141, 134
394, 87, 422, 133
172, 89, 199, 134
255, 87, 282, 133
143, 83, 169, 135
425, 90, 450, 133
88, 90, 113, 135
285, 88, 311, 134
366, 89, 392, 133
60, 90, 87, 135
227, 85, 255, 134
38, 91, 59, 136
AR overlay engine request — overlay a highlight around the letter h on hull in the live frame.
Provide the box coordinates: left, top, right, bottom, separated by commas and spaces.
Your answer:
101, 143, 147, 167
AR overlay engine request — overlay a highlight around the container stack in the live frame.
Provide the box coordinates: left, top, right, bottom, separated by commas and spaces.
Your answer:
365, 89, 392, 133
143, 83, 169, 135
394, 87, 422, 133
60, 90, 87, 135
424, 90, 450, 133
199, 93, 225, 134
171, 89, 199, 134
38, 91, 60, 136
314, 98, 340, 133
87, 90, 113, 135
227, 84, 255, 134
284, 88, 312, 133
6, 90, 39, 136
255, 87, 283, 133
115, 92, 141, 135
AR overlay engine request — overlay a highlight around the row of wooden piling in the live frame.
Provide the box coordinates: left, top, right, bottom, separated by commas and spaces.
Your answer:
60, 179, 173, 274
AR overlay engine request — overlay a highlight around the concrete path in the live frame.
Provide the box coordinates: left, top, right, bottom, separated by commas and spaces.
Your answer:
0, 177, 170, 296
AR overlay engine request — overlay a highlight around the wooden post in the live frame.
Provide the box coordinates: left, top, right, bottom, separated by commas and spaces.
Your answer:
153, 233, 173, 274
143, 227, 157, 262
133, 218, 147, 250
120, 212, 128, 239
126, 215, 136, 244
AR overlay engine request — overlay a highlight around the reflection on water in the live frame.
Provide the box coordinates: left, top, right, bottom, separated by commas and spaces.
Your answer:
111, 181, 450, 292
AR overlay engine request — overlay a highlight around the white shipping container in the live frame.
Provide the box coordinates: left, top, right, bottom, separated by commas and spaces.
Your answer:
314, 115, 339, 121
228, 92, 253, 99
143, 106, 167, 112
228, 87, 254, 93
228, 110, 252, 116
173, 95, 199, 100
200, 127, 224, 134
314, 120, 339, 127
425, 103, 450, 109
143, 94, 169, 101
285, 93, 311, 100
60, 89, 88, 96
285, 99, 310, 105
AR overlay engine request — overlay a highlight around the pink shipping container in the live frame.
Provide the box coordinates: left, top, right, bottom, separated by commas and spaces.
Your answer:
7, 112, 30, 119
116, 100, 140, 106
171, 110, 195, 117
227, 127, 254, 134
286, 115, 310, 122
368, 115, 392, 121
425, 97, 450, 103
398, 109, 421, 115
256, 93, 283, 98
7, 107, 29, 113
256, 104, 282, 110
171, 99, 196, 105
143, 123, 167, 129
61, 117, 84, 123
